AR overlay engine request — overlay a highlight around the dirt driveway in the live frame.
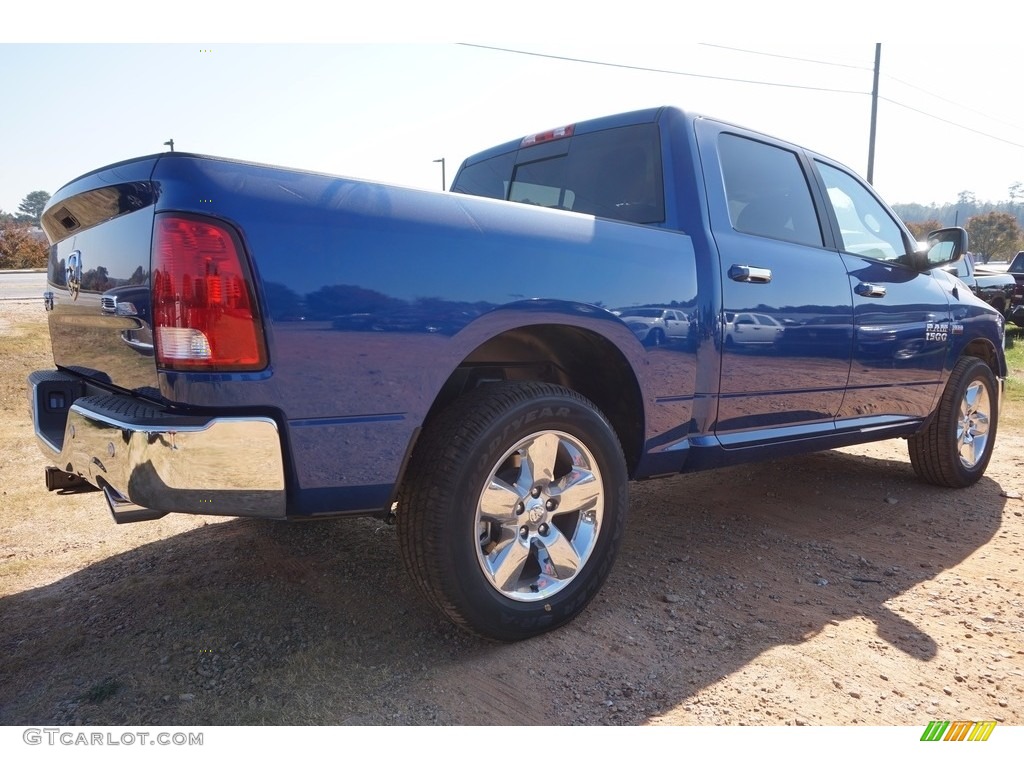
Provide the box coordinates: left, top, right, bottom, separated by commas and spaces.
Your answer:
1, 298, 1021, 726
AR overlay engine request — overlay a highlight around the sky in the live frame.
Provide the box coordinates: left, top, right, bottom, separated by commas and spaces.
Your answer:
3, 5, 1024, 219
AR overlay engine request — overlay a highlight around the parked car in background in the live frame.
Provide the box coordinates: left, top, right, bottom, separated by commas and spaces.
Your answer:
977, 250, 1024, 326
723, 311, 784, 348
945, 252, 1016, 318
612, 305, 691, 346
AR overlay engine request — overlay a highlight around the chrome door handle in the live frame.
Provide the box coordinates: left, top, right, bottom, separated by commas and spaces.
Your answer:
728, 265, 772, 283
855, 282, 887, 298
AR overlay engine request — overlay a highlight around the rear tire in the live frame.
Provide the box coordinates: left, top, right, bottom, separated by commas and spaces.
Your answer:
908, 356, 998, 487
396, 381, 628, 641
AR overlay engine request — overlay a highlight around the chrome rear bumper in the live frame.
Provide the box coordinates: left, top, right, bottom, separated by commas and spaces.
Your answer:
29, 370, 286, 523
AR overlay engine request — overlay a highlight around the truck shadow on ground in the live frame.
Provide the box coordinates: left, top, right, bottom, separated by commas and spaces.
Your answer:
0, 447, 1007, 725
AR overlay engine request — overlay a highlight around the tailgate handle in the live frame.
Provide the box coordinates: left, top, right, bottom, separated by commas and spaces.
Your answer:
728, 265, 772, 283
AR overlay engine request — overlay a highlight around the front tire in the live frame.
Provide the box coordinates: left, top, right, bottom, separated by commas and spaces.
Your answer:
396, 381, 628, 641
908, 356, 998, 487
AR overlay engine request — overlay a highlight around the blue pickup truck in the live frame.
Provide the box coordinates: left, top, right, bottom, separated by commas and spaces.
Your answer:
30, 106, 1006, 640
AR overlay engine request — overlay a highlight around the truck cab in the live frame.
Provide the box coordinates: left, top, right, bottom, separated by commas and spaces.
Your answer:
453, 106, 1004, 444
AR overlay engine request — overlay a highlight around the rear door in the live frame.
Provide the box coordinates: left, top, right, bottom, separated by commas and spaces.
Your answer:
696, 120, 854, 444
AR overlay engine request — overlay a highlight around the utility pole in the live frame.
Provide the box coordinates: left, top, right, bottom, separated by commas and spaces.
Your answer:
866, 44, 881, 185
433, 158, 446, 191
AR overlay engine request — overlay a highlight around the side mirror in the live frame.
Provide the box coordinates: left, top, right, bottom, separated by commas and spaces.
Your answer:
916, 227, 968, 269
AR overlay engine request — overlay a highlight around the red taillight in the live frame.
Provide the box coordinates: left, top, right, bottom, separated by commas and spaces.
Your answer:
152, 215, 267, 371
520, 124, 575, 148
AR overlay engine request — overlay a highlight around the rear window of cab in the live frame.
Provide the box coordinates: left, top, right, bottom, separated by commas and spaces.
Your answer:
453, 123, 665, 225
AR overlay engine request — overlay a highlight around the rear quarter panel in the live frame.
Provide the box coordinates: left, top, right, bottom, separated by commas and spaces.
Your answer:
150, 155, 701, 514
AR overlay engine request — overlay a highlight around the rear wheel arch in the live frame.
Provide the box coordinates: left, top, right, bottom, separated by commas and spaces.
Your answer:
419, 324, 646, 478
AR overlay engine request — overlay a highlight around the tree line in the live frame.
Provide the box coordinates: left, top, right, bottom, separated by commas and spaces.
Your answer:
899, 210, 1023, 263
894, 188, 1024, 262
0, 191, 50, 269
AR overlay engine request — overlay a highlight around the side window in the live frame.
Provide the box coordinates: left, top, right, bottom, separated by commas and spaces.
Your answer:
718, 133, 823, 248
815, 161, 909, 262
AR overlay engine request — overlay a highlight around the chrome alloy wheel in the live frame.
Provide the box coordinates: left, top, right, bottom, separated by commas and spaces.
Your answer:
958, 379, 992, 469
474, 430, 603, 602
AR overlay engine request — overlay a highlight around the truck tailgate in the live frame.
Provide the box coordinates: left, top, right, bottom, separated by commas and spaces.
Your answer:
40, 157, 161, 394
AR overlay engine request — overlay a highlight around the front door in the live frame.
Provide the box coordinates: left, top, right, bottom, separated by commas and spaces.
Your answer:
812, 160, 951, 421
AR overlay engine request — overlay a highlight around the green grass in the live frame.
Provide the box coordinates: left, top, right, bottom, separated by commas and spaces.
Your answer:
1004, 326, 1024, 403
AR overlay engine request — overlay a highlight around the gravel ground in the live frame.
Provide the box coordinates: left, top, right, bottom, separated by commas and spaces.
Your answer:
1, 298, 1021, 726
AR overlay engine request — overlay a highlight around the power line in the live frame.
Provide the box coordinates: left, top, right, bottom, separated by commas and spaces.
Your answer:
698, 43, 873, 72
883, 73, 1024, 134
879, 96, 1024, 150
460, 43, 1024, 151
457, 43, 869, 96
707, 46, 1024, 135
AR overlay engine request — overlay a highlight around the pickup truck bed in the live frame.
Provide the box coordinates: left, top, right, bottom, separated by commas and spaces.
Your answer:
30, 106, 1006, 640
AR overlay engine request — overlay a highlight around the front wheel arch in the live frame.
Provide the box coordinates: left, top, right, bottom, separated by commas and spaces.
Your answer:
908, 356, 998, 487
